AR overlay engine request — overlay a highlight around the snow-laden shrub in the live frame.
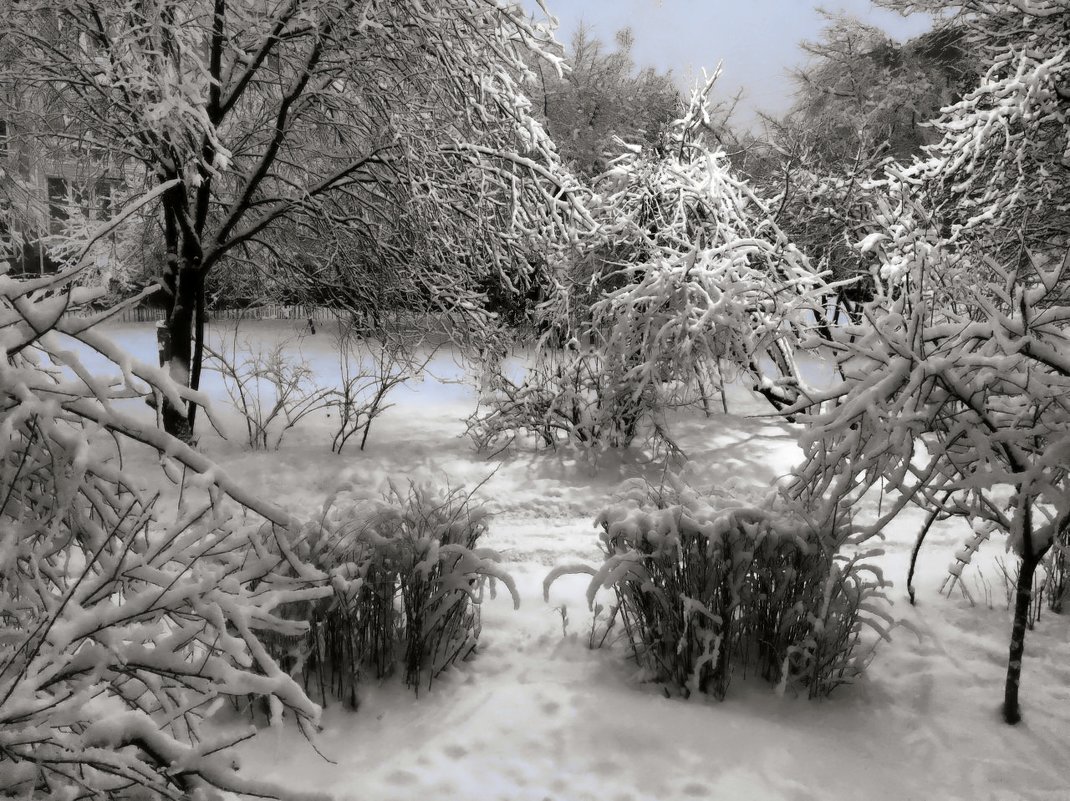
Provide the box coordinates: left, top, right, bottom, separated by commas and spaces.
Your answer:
470, 73, 823, 454
0, 262, 331, 799
547, 478, 889, 700
281, 480, 519, 703
467, 349, 672, 454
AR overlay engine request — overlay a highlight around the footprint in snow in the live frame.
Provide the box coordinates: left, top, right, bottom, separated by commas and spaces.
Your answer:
442, 744, 468, 759
384, 769, 419, 786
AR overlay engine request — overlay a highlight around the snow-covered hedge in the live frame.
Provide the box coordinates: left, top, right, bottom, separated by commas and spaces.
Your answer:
280, 480, 518, 703
548, 478, 889, 700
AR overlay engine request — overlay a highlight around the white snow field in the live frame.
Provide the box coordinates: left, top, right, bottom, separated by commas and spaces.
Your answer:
96, 321, 1070, 801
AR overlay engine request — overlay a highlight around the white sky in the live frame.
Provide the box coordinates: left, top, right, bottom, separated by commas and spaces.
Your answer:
525, 1, 935, 128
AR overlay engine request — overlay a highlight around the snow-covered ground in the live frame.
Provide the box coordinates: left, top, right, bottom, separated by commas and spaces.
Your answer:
98, 321, 1070, 801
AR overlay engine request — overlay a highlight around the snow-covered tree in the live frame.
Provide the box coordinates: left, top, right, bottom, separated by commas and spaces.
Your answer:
0, 204, 333, 797
2, 0, 587, 438
793, 201, 1070, 725
586, 76, 821, 415
529, 26, 681, 177
470, 75, 823, 453
786, 15, 974, 165
929, 7, 1067, 256
791, 0, 1070, 723
869, 0, 1068, 261
754, 16, 976, 319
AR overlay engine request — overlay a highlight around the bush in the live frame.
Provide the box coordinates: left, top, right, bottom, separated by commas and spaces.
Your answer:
1048, 535, 1070, 615
205, 323, 328, 450
547, 477, 889, 699
326, 317, 439, 454
979, 533, 1070, 628
281, 480, 518, 704
467, 349, 671, 454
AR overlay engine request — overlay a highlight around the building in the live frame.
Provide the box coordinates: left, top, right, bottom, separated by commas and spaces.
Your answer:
1, 87, 128, 276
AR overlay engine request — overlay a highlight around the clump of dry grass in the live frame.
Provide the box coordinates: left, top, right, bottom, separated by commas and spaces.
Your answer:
549, 477, 889, 700
275, 480, 517, 706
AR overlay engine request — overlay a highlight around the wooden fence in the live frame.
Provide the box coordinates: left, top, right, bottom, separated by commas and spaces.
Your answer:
90, 304, 346, 324
82, 306, 454, 338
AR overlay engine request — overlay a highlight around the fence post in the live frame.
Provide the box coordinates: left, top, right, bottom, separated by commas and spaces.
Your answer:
155, 321, 170, 367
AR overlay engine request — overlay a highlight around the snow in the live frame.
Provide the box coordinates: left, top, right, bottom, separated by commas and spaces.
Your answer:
92, 321, 1070, 801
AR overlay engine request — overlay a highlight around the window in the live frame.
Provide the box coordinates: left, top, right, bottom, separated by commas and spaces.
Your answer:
47, 176, 69, 234
94, 177, 121, 221
48, 176, 98, 232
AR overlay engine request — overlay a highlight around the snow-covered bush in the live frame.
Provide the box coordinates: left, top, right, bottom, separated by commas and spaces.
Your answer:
467, 348, 674, 454
280, 480, 518, 704
547, 477, 888, 700
0, 262, 331, 798
471, 73, 822, 453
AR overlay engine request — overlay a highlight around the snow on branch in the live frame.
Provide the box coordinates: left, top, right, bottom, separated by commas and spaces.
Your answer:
0, 258, 334, 798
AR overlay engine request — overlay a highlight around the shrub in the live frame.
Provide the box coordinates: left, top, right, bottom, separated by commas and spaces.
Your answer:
467, 349, 672, 455
327, 317, 439, 454
547, 477, 889, 699
282, 480, 518, 704
975, 533, 1070, 629
205, 323, 328, 450
1048, 535, 1070, 615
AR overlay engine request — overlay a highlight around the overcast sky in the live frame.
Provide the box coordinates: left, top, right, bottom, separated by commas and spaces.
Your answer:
524, 1, 934, 128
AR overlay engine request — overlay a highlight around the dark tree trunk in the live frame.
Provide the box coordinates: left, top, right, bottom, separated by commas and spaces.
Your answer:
188, 267, 207, 432
1003, 552, 1042, 724
161, 256, 202, 441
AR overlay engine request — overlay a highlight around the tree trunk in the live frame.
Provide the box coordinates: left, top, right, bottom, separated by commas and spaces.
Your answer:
161, 260, 201, 441
1003, 552, 1042, 724
188, 267, 207, 432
